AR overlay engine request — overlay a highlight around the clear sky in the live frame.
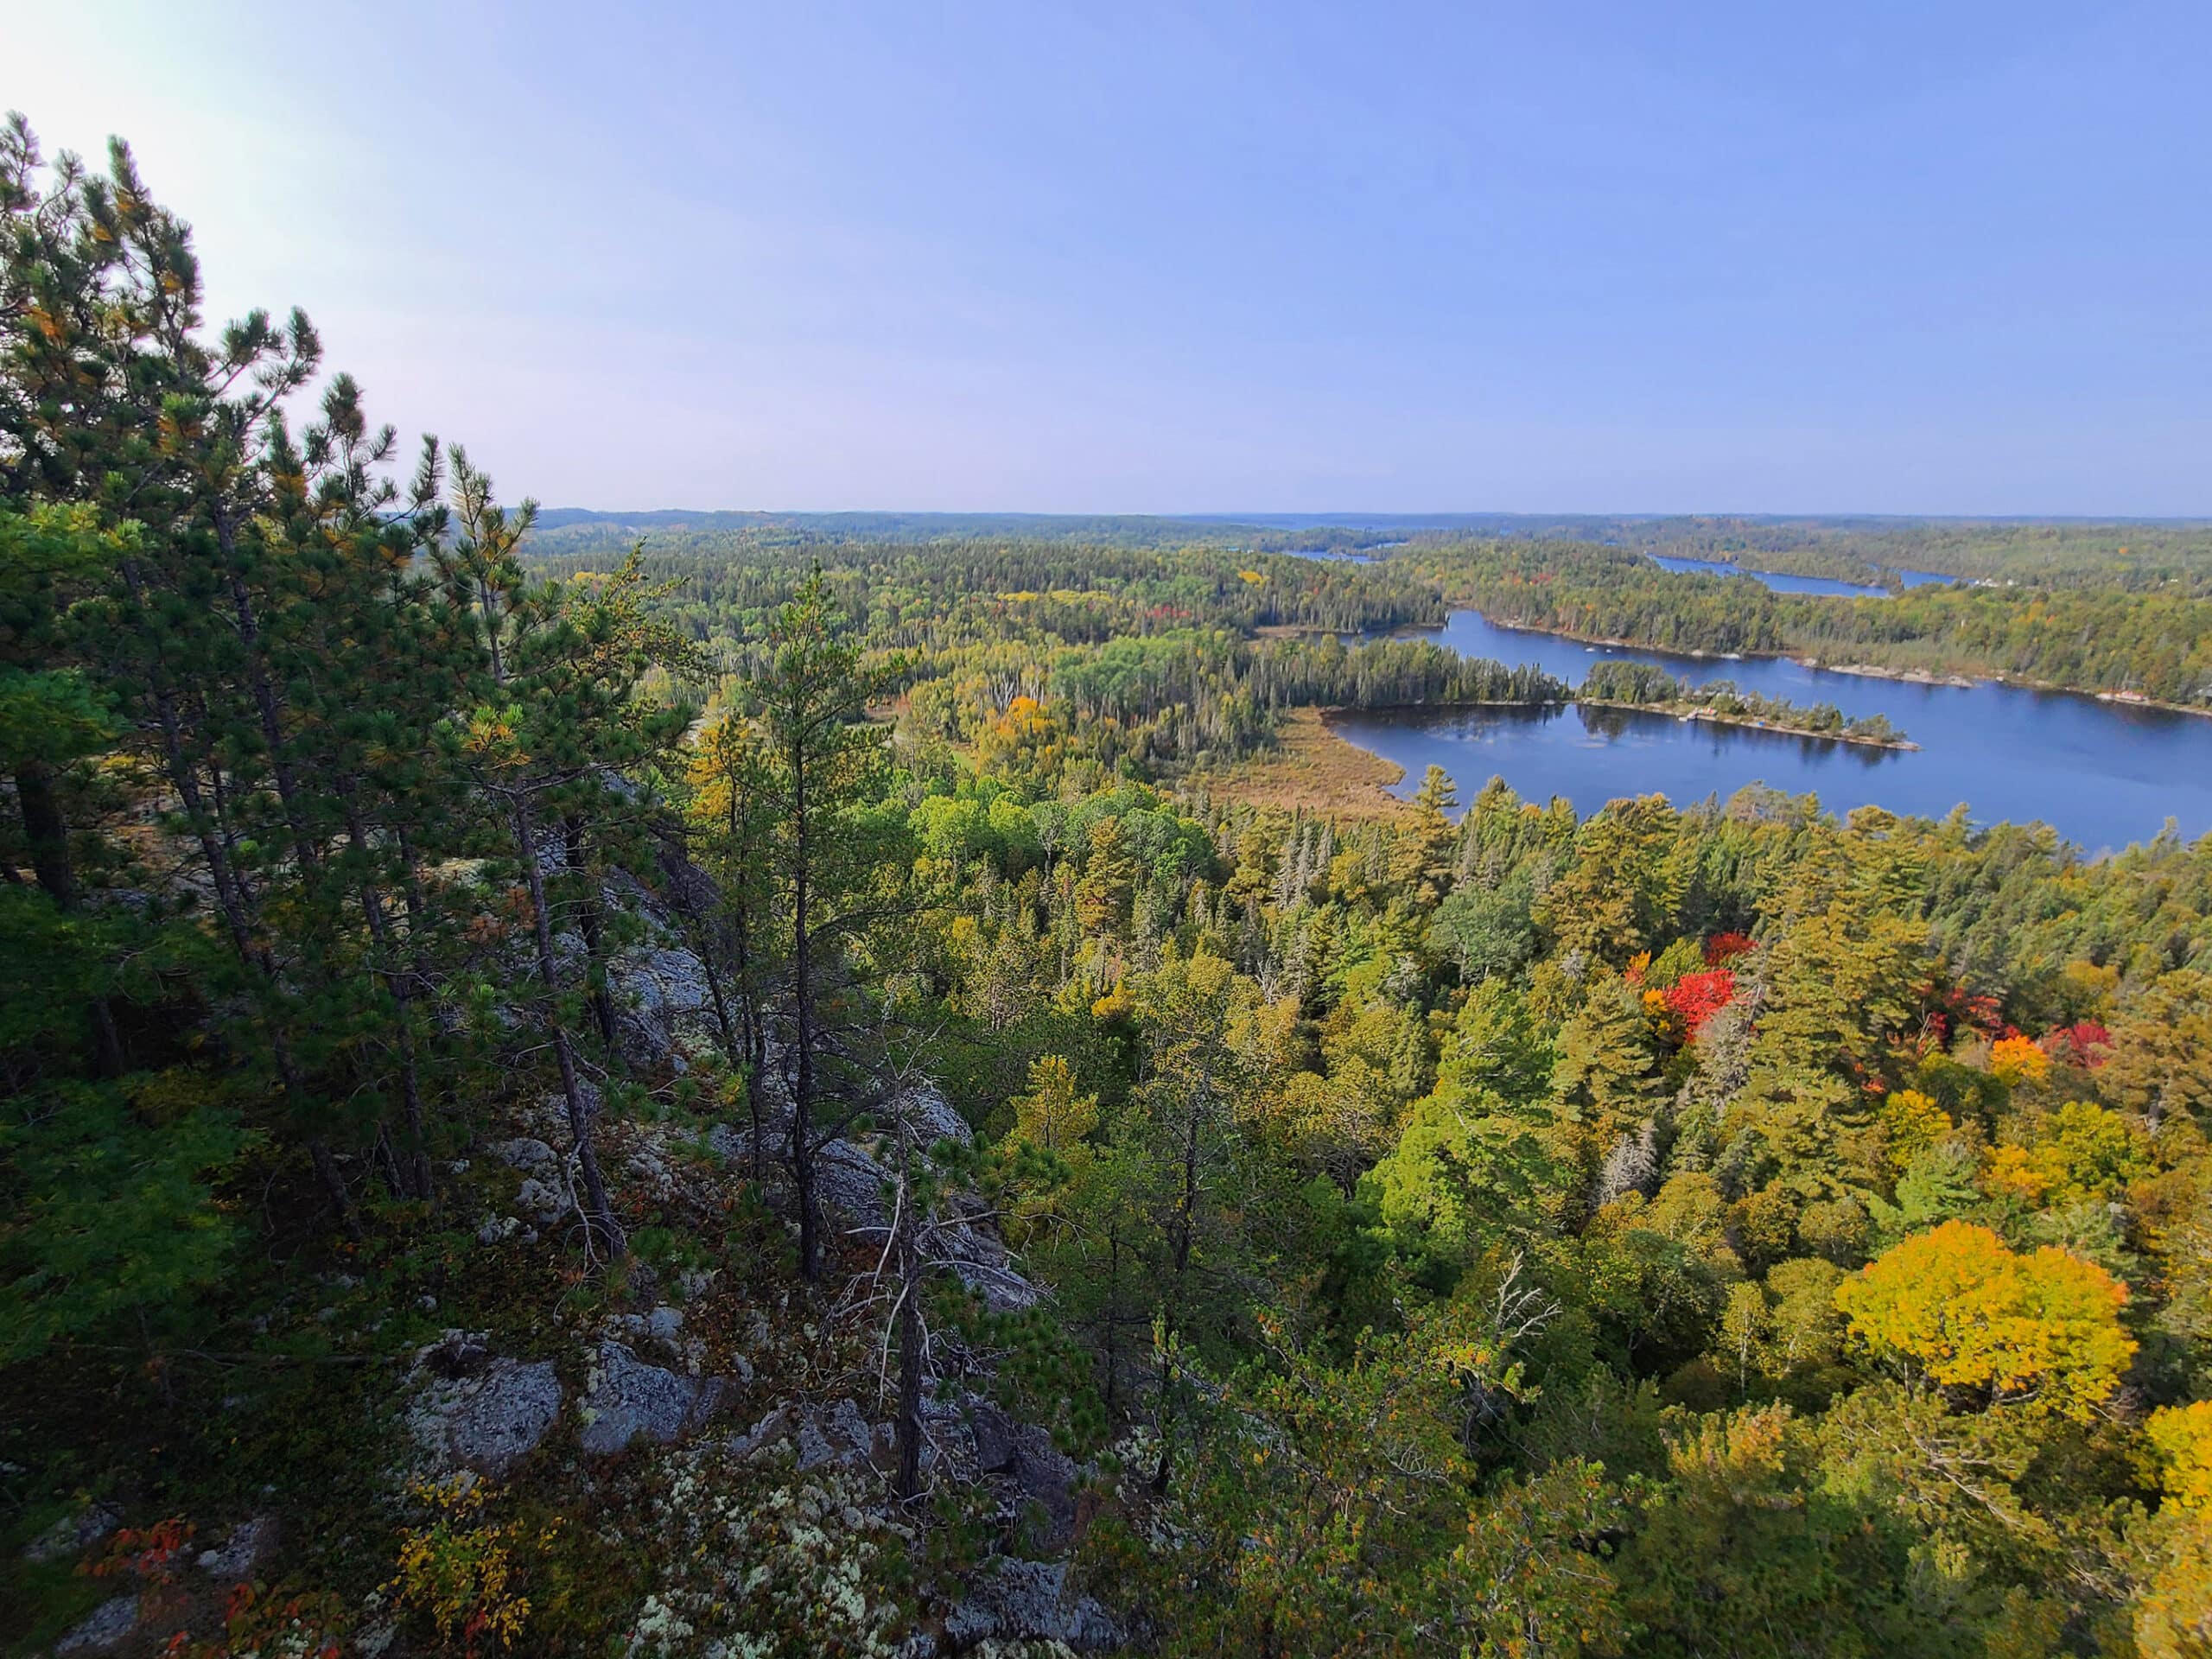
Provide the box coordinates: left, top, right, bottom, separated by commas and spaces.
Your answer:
16, 1, 2211, 514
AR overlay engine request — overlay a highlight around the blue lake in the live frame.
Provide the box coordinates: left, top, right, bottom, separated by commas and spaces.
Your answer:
1332, 610, 2212, 853
1647, 553, 1955, 596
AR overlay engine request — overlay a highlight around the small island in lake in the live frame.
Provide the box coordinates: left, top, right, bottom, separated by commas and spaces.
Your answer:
1577, 660, 1916, 749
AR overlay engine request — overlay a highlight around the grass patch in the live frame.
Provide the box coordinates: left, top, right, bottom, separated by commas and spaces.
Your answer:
1185, 708, 1408, 819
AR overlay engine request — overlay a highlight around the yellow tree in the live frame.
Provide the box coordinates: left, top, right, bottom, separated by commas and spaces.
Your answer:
1834, 1220, 2134, 1421
2134, 1402, 2212, 1659
1010, 1053, 1100, 1160
2145, 1400, 2212, 1513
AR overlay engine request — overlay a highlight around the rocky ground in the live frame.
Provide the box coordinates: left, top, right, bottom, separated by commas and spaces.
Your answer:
19, 874, 1127, 1657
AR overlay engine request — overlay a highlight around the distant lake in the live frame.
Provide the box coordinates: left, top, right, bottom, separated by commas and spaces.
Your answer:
1647, 553, 1955, 596
1333, 610, 2212, 852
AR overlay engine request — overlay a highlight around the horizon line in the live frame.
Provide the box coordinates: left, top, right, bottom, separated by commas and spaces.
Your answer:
531, 506, 2212, 526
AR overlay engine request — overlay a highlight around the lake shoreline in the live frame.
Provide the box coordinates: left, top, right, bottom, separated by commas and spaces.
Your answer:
1579, 698, 1920, 751
1459, 608, 2212, 721
1318, 698, 1916, 755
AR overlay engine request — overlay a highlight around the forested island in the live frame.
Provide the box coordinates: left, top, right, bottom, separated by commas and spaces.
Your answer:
8, 118, 2212, 1659
1579, 662, 1915, 749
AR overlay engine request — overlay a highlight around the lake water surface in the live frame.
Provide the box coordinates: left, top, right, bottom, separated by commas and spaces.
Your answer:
1647, 553, 1955, 596
1333, 610, 2212, 852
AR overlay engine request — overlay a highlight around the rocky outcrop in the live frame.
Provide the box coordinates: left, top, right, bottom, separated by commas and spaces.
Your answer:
406, 1335, 563, 1478
607, 941, 717, 1071
55, 1594, 140, 1654
491, 1136, 558, 1180
22, 1501, 118, 1566
795, 1397, 893, 1472
938, 1559, 1120, 1652
932, 1213, 1044, 1313
195, 1513, 279, 1580
966, 1400, 1079, 1548
576, 1341, 727, 1456
487, 1135, 572, 1230
705, 1121, 894, 1231
901, 1082, 973, 1149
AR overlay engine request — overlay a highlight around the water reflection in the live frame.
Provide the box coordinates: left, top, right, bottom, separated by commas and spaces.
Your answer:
1332, 610, 2212, 850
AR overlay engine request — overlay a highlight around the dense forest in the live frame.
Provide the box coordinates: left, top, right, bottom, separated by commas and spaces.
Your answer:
1399, 540, 2212, 709
531, 513, 2212, 714
6, 119, 2212, 1659
537, 510, 2212, 596
1400, 516, 2212, 594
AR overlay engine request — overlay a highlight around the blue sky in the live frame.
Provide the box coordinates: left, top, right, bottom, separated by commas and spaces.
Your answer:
20, 2, 2212, 513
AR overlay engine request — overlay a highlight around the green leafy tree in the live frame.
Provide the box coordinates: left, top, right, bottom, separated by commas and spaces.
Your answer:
1618, 1405, 1962, 1658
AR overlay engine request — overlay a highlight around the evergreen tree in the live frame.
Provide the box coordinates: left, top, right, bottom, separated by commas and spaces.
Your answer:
747, 569, 899, 1280
1551, 970, 1660, 1146
439, 455, 697, 1255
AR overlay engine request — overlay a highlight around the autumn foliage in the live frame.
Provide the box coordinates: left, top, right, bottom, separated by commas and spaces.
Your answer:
1662, 969, 1737, 1039
2040, 1020, 2113, 1067
1988, 1033, 2052, 1085
1702, 931, 1755, 966
1834, 1221, 2134, 1421
2145, 1401, 2212, 1513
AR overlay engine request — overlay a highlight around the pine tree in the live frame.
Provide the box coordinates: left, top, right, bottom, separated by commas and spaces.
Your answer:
747, 569, 899, 1280
1551, 971, 1659, 1144
685, 712, 780, 1176
438, 454, 696, 1257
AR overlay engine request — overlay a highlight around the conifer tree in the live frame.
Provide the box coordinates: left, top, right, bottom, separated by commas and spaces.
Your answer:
687, 711, 780, 1177
747, 569, 899, 1279
439, 454, 696, 1256
1551, 970, 1660, 1144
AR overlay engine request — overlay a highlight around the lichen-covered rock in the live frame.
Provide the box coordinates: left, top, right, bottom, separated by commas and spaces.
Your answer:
55, 1593, 139, 1654
407, 1336, 563, 1477
941, 1559, 1119, 1652
625, 1145, 675, 1202
817, 1138, 893, 1228
490, 1137, 558, 1179
575, 1342, 725, 1456
195, 1513, 279, 1580
935, 1218, 1043, 1313
512, 1175, 570, 1226
608, 943, 715, 1068
723, 1405, 792, 1461
795, 1397, 891, 1472
708, 1122, 894, 1231
966, 1401, 1078, 1548
902, 1083, 973, 1148
22, 1501, 118, 1565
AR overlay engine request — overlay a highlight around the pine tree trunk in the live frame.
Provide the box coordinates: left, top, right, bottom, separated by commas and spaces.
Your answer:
513, 795, 622, 1258
564, 815, 620, 1054
789, 750, 822, 1280
16, 761, 124, 1075
16, 760, 74, 906
142, 655, 358, 1233
341, 791, 434, 1201
893, 1114, 925, 1501
216, 524, 321, 877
